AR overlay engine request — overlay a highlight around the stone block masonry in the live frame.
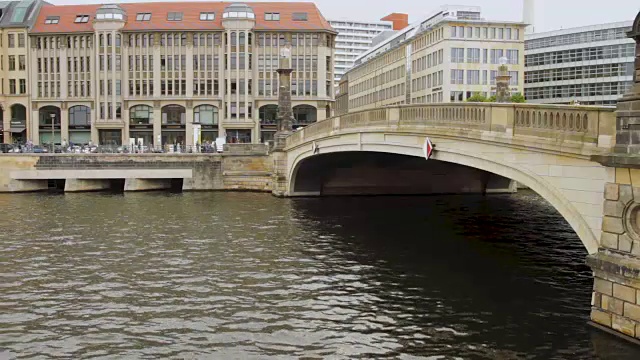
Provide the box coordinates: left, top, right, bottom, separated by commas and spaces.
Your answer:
587, 167, 640, 340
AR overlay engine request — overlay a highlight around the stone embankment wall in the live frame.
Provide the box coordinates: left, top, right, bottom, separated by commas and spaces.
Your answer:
0, 150, 273, 193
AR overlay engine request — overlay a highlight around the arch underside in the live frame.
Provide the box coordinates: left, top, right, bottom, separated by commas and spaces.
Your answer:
288, 134, 604, 254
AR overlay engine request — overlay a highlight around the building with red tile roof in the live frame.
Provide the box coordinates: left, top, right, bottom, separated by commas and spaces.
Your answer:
22, 2, 336, 146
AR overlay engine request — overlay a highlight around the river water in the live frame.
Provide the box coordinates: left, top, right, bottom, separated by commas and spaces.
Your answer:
1, 191, 640, 359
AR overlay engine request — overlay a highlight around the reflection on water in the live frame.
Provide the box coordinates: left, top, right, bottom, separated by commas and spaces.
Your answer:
0, 191, 639, 359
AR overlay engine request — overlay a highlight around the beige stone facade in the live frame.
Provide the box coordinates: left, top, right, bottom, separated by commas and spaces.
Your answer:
339, 6, 526, 114
0, 0, 45, 145
24, 2, 336, 147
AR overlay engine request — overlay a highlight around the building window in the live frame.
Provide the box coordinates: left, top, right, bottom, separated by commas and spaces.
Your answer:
292, 12, 308, 21
466, 48, 480, 63
130, 105, 153, 125
8, 55, 15, 71
506, 49, 519, 65
167, 12, 183, 21
194, 105, 219, 125
17, 33, 25, 47
74, 15, 90, 23
9, 79, 16, 94
18, 55, 25, 70
8, 34, 14, 48
19, 79, 25, 94
451, 69, 464, 85
200, 12, 215, 21
44, 16, 59, 24
490, 49, 504, 64
450, 91, 463, 102
136, 13, 151, 21
451, 48, 464, 63
467, 70, 480, 85
509, 71, 519, 86
265, 12, 280, 21
69, 105, 91, 126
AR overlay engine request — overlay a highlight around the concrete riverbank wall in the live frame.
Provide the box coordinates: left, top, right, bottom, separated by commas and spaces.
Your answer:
0, 147, 272, 193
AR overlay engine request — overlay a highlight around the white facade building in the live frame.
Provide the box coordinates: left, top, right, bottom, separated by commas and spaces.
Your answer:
338, 5, 526, 114
525, 21, 635, 105
328, 19, 393, 86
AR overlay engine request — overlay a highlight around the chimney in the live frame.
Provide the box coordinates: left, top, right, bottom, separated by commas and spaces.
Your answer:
523, 0, 535, 34
381, 13, 409, 31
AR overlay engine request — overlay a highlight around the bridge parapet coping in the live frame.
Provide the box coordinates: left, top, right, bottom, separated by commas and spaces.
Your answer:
286, 103, 616, 152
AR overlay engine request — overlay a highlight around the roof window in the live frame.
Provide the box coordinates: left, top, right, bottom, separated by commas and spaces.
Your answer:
96, 13, 124, 20
95, 4, 125, 21
167, 12, 183, 21
265, 12, 280, 21
10, 0, 34, 23
222, 4, 255, 19
292, 12, 308, 21
136, 13, 151, 21
44, 16, 59, 24
74, 15, 90, 23
200, 12, 215, 21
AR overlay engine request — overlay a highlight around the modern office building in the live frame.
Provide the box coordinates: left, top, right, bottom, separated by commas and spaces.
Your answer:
337, 5, 526, 114
0, 0, 46, 144
524, 21, 635, 105
19, 1, 336, 147
328, 14, 407, 87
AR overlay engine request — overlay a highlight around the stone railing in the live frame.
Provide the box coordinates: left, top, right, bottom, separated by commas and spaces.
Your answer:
399, 104, 491, 131
285, 103, 616, 150
512, 104, 605, 144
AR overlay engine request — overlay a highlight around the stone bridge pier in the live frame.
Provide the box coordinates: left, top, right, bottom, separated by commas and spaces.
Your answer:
585, 11, 640, 342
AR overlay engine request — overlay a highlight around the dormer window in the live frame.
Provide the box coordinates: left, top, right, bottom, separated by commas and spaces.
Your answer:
74, 15, 90, 23
292, 12, 308, 21
265, 12, 280, 21
95, 4, 125, 21
222, 4, 255, 19
167, 12, 183, 21
200, 12, 215, 21
44, 16, 59, 24
96, 13, 124, 20
136, 13, 151, 21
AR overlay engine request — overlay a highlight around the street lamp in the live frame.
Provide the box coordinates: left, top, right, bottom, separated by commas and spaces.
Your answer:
50, 113, 55, 152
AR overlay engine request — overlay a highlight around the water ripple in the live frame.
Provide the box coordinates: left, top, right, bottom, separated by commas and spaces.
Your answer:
0, 192, 639, 359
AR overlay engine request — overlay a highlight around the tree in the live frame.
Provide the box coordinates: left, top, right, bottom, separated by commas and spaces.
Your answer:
487, 95, 497, 102
466, 93, 488, 102
510, 93, 526, 103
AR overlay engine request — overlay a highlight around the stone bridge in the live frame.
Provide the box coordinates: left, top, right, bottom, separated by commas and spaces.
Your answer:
277, 103, 616, 255
276, 87, 640, 341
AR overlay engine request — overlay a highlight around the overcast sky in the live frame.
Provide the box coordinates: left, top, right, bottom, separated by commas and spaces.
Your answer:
50, 0, 640, 33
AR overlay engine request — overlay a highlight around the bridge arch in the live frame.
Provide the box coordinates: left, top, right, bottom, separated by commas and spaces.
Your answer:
287, 135, 601, 255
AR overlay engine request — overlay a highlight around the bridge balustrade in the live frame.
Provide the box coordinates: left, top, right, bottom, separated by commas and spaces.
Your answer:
285, 103, 615, 151
513, 105, 601, 144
